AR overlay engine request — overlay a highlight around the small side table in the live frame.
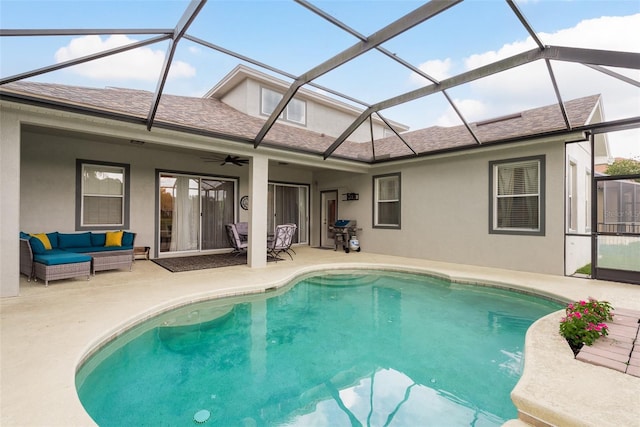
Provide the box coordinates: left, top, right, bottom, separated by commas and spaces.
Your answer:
133, 246, 150, 261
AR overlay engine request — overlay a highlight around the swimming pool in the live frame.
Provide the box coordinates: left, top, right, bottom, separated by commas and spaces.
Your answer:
76, 270, 563, 426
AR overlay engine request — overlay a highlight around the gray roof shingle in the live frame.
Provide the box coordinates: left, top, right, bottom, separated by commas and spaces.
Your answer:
0, 81, 600, 162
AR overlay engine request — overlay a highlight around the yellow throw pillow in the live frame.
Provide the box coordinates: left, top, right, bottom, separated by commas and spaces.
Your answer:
105, 231, 124, 247
31, 233, 52, 250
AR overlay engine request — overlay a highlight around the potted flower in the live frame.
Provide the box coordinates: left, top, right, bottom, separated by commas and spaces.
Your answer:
559, 298, 614, 355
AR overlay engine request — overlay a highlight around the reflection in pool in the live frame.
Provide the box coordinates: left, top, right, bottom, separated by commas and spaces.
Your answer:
76, 270, 562, 426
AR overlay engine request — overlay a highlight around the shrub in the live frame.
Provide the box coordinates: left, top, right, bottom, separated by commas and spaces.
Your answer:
559, 298, 613, 354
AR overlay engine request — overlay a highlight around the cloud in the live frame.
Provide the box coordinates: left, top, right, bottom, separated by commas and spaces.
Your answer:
54, 35, 196, 82
410, 58, 453, 83
436, 98, 486, 127
428, 14, 640, 156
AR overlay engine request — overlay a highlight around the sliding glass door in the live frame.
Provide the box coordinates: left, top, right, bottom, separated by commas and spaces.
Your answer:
159, 173, 236, 255
201, 178, 235, 250
268, 183, 309, 245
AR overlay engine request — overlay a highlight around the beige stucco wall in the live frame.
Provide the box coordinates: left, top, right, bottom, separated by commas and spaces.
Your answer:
314, 140, 567, 275
219, 79, 251, 116
0, 108, 21, 297
20, 131, 239, 255
19, 128, 316, 258
9, 98, 573, 298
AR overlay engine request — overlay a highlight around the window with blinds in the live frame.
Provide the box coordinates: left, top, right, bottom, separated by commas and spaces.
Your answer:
76, 160, 129, 230
373, 173, 401, 228
490, 156, 545, 235
261, 87, 306, 125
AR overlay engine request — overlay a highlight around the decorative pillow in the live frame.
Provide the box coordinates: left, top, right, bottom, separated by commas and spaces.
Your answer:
91, 232, 106, 246
105, 231, 124, 247
46, 232, 59, 249
121, 231, 135, 246
30, 233, 52, 250
29, 236, 47, 254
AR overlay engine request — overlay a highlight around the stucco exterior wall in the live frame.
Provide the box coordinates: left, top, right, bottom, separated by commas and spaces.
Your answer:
20, 129, 316, 256
314, 141, 567, 275
0, 108, 21, 297
223, 78, 390, 143
20, 131, 251, 255
220, 79, 252, 116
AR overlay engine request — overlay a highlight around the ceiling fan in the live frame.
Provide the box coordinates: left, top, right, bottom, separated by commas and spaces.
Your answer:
201, 154, 249, 166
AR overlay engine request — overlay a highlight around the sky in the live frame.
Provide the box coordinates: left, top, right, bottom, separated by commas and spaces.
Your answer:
1, 0, 639, 158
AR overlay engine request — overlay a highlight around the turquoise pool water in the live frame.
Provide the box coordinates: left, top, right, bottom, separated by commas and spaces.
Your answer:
76, 270, 562, 426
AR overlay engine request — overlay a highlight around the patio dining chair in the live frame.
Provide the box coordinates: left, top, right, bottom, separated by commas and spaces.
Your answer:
267, 224, 296, 261
225, 224, 248, 256
283, 223, 297, 255
235, 222, 248, 242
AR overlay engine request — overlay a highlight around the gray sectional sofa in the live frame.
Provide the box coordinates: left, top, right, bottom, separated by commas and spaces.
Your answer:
20, 231, 136, 286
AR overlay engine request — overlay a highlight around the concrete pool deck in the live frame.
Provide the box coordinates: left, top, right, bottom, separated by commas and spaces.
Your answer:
1, 247, 639, 426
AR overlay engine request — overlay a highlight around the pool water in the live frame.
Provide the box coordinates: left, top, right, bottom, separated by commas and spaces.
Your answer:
76, 270, 562, 426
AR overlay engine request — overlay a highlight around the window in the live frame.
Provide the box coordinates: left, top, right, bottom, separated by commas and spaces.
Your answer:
489, 156, 545, 235
568, 160, 577, 231
585, 169, 592, 231
261, 87, 306, 125
373, 173, 401, 228
76, 160, 129, 230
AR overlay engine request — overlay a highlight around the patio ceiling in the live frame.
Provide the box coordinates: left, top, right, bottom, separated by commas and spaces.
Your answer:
1, 0, 639, 163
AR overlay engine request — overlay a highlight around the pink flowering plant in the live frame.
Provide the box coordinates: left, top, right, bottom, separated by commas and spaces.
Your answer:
559, 298, 613, 353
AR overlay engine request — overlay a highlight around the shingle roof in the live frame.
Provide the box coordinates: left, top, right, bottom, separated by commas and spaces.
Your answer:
0, 81, 600, 163
371, 94, 601, 159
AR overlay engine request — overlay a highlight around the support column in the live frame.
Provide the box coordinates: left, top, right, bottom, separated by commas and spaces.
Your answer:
0, 109, 21, 297
248, 154, 268, 268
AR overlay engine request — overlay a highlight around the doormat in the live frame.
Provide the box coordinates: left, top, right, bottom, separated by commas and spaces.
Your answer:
152, 253, 279, 273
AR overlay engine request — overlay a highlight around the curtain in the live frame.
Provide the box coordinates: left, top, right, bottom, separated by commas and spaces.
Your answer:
269, 184, 307, 244
170, 177, 198, 251
201, 179, 234, 249
497, 161, 538, 229
497, 165, 514, 227
276, 186, 299, 243
376, 175, 400, 225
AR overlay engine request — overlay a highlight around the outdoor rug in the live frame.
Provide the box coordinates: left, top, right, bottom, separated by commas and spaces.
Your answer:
152, 253, 280, 273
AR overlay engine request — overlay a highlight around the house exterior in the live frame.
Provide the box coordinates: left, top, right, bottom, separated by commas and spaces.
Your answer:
205, 65, 409, 142
0, 67, 626, 298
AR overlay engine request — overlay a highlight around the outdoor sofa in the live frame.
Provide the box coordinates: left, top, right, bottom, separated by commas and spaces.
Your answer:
19, 231, 136, 286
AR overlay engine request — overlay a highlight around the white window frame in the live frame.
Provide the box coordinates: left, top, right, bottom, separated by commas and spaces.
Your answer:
489, 156, 545, 236
260, 87, 306, 125
373, 173, 401, 229
76, 159, 130, 230
568, 160, 578, 232
585, 169, 592, 232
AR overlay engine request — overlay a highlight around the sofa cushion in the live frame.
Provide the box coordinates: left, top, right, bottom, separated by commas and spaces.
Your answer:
58, 232, 92, 249
29, 236, 47, 254
105, 231, 123, 247
122, 231, 135, 246
47, 232, 59, 249
31, 233, 52, 250
67, 245, 133, 253
19, 231, 30, 239
33, 250, 91, 266
91, 232, 106, 246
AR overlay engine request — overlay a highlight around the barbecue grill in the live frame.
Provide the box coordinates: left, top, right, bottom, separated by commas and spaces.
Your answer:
331, 219, 361, 253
